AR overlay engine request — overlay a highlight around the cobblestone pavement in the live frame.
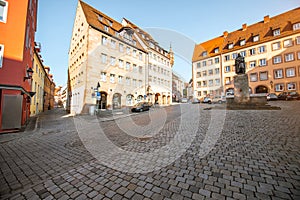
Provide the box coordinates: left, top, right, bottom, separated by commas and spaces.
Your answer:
0, 101, 299, 199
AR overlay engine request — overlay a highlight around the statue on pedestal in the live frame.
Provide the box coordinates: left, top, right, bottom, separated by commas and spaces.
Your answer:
235, 53, 246, 74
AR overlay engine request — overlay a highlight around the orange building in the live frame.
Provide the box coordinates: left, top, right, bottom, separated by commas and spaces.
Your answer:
193, 7, 300, 98
0, 0, 38, 132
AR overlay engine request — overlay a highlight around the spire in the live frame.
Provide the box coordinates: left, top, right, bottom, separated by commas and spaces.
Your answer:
169, 43, 174, 67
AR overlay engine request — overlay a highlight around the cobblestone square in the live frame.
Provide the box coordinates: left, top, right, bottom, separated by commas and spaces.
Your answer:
0, 101, 299, 199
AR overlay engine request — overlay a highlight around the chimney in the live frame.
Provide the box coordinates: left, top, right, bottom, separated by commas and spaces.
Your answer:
242, 23, 247, 31
223, 31, 228, 37
264, 15, 270, 23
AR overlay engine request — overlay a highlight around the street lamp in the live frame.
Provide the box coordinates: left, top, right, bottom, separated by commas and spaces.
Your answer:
24, 68, 34, 81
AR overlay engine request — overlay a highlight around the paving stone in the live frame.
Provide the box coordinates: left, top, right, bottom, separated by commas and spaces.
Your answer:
199, 189, 211, 197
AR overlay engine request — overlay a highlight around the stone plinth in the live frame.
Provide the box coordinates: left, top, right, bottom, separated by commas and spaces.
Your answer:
234, 74, 250, 104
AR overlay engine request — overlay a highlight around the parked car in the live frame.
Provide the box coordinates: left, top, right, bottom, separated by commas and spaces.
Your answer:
202, 97, 212, 104
181, 98, 188, 103
131, 102, 152, 112
212, 96, 226, 104
191, 98, 200, 104
266, 93, 278, 101
277, 92, 300, 100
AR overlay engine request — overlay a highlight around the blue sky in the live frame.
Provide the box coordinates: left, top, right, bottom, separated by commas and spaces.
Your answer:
36, 0, 300, 86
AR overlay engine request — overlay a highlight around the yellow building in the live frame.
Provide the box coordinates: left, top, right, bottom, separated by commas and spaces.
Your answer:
193, 7, 300, 98
30, 44, 46, 116
68, 1, 173, 114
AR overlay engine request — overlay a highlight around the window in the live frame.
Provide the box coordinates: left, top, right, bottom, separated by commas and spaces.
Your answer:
215, 79, 220, 85
225, 77, 231, 85
126, 47, 131, 55
133, 64, 137, 72
101, 54, 107, 64
101, 36, 107, 45
118, 76, 123, 83
293, 23, 300, 31
249, 48, 256, 56
110, 74, 115, 83
138, 80, 142, 87
118, 59, 123, 68
214, 48, 219, 53
225, 66, 230, 72
132, 79, 137, 86
202, 51, 207, 57
139, 66, 143, 73
207, 59, 212, 65
260, 71, 268, 81
197, 81, 201, 87
119, 43, 124, 52
139, 52, 143, 61
273, 28, 280, 36
208, 80, 213, 86
228, 43, 233, 49
298, 52, 300, 60
196, 72, 201, 78
232, 53, 238, 60
240, 51, 246, 57
224, 55, 230, 61
197, 62, 201, 68
287, 82, 296, 90
126, 62, 130, 70
253, 35, 259, 42
273, 56, 282, 64
259, 58, 267, 66
110, 56, 116, 65
203, 81, 207, 86
274, 69, 283, 79
202, 61, 207, 67
101, 72, 106, 81
258, 45, 266, 53
275, 84, 284, 92
208, 69, 213, 75
0, 0, 8, 23
198, 91, 201, 97
110, 40, 116, 49
296, 36, 300, 45
0, 44, 3, 68
214, 57, 219, 64
202, 71, 207, 76
215, 68, 220, 74
133, 50, 137, 57
272, 42, 281, 50
250, 73, 258, 82
104, 25, 109, 32
285, 53, 294, 62
240, 39, 246, 46
286, 68, 295, 77
126, 77, 130, 85
249, 61, 256, 68
283, 39, 293, 47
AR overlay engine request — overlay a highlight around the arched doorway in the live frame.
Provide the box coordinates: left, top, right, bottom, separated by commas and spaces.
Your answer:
162, 95, 166, 104
155, 93, 161, 105
167, 96, 171, 104
97, 91, 107, 109
255, 85, 268, 94
126, 94, 134, 106
112, 93, 122, 109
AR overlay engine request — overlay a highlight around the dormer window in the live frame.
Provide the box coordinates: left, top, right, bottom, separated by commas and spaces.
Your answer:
214, 48, 219, 53
228, 43, 233, 49
104, 25, 109, 32
293, 23, 300, 31
98, 15, 103, 22
108, 21, 113, 27
240, 39, 246, 46
253, 35, 259, 42
273, 28, 280, 36
202, 51, 207, 57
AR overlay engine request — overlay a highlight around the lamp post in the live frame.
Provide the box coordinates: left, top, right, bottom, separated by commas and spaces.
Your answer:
94, 82, 101, 114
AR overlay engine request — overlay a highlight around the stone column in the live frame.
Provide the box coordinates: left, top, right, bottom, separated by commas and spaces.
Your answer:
234, 74, 250, 104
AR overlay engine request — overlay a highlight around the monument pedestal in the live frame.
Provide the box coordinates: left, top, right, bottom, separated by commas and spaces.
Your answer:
234, 74, 250, 104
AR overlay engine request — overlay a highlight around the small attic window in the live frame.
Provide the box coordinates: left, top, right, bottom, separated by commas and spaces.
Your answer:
240, 39, 246, 46
293, 22, 300, 31
228, 43, 234, 49
253, 35, 259, 42
202, 51, 207, 57
214, 48, 219, 53
98, 15, 103, 21
273, 28, 280, 36
108, 20, 113, 27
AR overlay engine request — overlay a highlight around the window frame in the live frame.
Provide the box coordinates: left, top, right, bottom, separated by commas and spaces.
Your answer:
273, 55, 282, 64
0, 0, 8, 23
250, 73, 258, 82
259, 71, 268, 81
287, 82, 296, 90
273, 28, 280, 36
285, 53, 294, 62
274, 69, 283, 79
275, 83, 284, 92
286, 67, 296, 78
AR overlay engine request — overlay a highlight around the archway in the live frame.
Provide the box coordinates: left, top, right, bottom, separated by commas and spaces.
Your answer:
112, 93, 122, 109
97, 91, 107, 109
155, 93, 161, 105
126, 94, 134, 106
137, 95, 143, 103
167, 96, 171, 104
255, 85, 268, 94
162, 95, 166, 104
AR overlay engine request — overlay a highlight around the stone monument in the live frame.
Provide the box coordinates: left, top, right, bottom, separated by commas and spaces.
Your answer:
233, 54, 250, 104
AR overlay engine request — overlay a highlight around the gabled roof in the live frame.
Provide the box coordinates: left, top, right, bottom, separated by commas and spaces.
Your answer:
193, 7, 300, 62
79, 1, 146, 52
